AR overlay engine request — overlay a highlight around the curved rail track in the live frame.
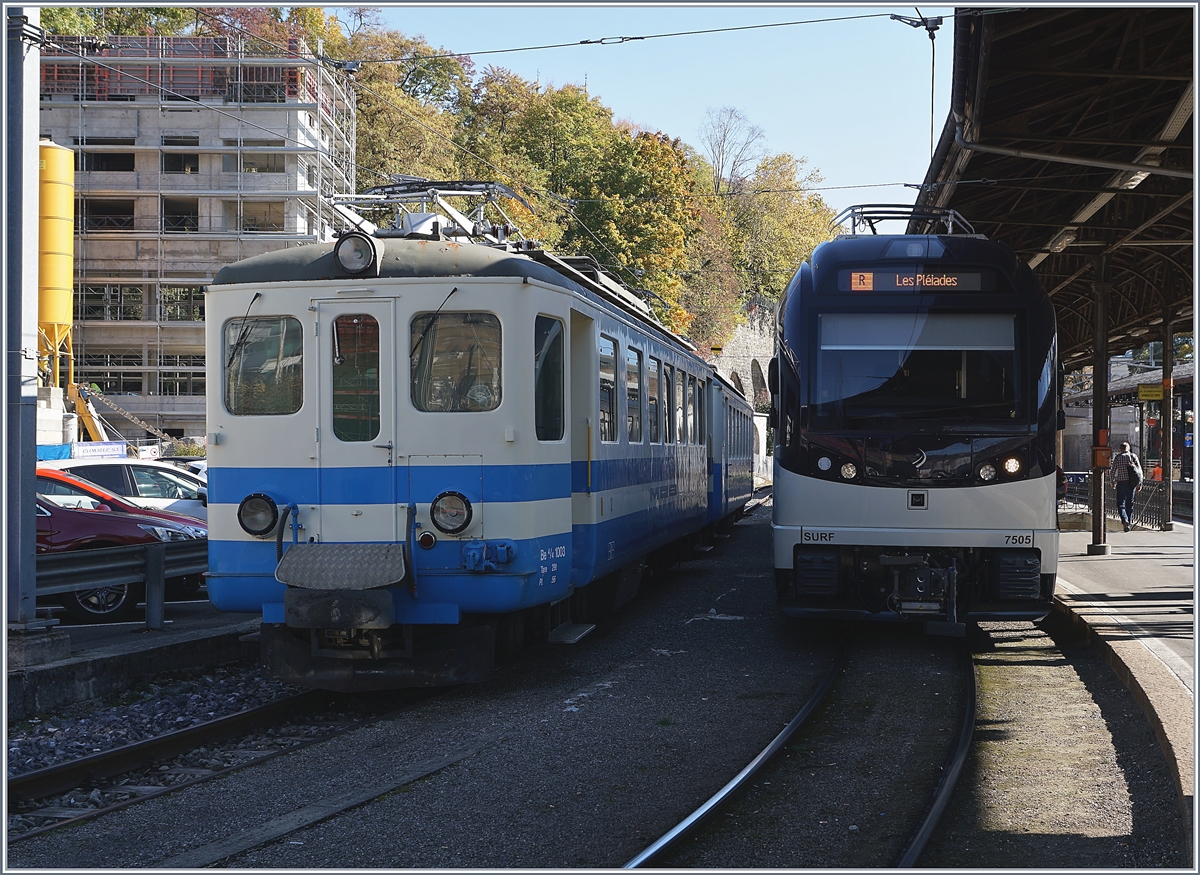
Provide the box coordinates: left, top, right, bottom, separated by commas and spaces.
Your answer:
626, 637, 978, 869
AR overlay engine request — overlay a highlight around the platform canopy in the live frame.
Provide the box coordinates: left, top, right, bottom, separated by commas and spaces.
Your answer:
911, 7, 1193, 371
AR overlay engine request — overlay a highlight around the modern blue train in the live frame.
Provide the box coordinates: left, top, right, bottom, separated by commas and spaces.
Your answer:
771, 205, 1061, 634
204, 184, 754, 690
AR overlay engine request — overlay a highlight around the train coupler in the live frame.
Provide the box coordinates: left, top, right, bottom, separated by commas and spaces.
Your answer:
881, 554, 957, 621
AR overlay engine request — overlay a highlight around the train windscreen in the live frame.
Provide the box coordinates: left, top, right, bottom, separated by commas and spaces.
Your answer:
812, 312, 1022, 429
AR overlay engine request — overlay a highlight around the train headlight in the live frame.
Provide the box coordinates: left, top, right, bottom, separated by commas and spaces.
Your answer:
1002, 456, 1023, 476
238, 492, 279, 537
840, 463, 857, 480
334, 232, 381, 275
430, 491, 472, 534
417, 530, 437, 549
978, 463, 997, 482
817, 456, 832, 472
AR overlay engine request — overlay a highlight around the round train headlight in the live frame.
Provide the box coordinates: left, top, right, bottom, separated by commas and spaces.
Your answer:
238, 493, 279, 537
334, 232, 377, 274
978, 463, 997, 482
430, 491, 472, 534
1002, 456, 1023, 476
840, 463, 857, 480
817, 456, 833, 472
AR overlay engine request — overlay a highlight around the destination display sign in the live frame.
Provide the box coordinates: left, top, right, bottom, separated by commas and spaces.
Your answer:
837, 268, 988, 293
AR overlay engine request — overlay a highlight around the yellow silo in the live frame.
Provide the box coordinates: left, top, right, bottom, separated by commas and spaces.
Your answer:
39, 138, 75, 387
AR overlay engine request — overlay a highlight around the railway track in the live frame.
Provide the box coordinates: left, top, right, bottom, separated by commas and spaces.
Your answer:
7, 688, 434, 842
626, 632, 977, 868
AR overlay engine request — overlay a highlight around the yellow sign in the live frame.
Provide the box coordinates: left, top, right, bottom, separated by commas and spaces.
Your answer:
1138, 383, 1163, 401
850, 272, 873, 291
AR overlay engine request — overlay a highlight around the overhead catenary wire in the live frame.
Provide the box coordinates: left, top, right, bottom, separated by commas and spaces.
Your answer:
333, 11, 906, 65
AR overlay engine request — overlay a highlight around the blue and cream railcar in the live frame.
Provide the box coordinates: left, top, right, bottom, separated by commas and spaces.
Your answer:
771, 206, 1061, 634
707, 378, 755, 526
205, 228, 751, 690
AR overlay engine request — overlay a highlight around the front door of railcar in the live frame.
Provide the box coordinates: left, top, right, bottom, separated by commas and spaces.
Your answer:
314, 300, 399, 544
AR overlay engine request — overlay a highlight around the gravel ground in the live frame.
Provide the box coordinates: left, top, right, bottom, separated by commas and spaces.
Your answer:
6, 498, 1190, 868
6, 666, 302, 777
921, 618, 1190, 867
661, 628, 966, 868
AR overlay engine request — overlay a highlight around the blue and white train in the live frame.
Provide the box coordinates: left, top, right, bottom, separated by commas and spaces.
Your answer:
771, 205, 1061, 634
204, 187, 753, 690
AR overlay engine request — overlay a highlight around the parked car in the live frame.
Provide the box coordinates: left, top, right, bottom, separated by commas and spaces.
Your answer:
161, 456, 207, 478
35, 497, 203, 623
37, 466, 207, 597
37, 467, 206, 531
39, 457, 207, 520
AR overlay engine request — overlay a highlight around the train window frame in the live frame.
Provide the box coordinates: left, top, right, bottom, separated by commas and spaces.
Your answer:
626, 346, 643, 444
534, 315, 565, 442
224, 315, 304, 417
687, 375, 697, 445
599, 334, 618, 443
676, 368, 686, 445
663, 364, 675, 444
409, 311, 502, 413
330, 313, 381, 443
647, 356, 662, 444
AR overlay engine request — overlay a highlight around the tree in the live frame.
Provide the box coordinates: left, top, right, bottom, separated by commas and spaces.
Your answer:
698, 106, 766, 195
41, 7, 193, 36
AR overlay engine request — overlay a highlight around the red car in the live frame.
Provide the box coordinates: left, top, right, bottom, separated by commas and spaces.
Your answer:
37, 466, 207, 532
35, 497, 203, 623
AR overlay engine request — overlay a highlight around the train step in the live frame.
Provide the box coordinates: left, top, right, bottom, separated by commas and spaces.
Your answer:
548, 622, 595, 644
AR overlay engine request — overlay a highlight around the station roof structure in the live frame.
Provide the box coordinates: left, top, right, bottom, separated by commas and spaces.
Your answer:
911, 7, 1193, 373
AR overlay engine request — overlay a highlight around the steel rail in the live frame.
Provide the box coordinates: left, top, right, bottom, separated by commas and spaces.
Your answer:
8, 690, 329, 807
624, 642, 849, 868
895, 640, 978, 867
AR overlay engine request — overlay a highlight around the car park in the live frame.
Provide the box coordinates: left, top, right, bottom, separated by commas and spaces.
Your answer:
35, 497, 204, 623
39, 457, 208, 520
37, 467, 206, 532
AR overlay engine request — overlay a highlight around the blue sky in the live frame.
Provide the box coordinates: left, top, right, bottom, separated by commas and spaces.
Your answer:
373, 4, 954, 216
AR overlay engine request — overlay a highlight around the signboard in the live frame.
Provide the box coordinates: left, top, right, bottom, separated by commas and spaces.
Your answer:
1138, 383, 1163, 401
72, 441, 126, 459
838, 268, 989, 293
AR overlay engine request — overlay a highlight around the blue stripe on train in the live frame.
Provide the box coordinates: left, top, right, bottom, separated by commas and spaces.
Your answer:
208, 453, 713, 506
208, 463, 572, 505
207, 488, 708, 619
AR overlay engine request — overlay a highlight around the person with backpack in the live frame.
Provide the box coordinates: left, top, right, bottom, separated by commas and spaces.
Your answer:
1109, 441, 1144, 531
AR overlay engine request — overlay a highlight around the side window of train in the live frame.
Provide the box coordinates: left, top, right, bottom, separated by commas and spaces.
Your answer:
224, 315, 304, 416
331, 314, 380, 442
410, 312, 502, 412
691, 374, 700, 444
647, 357, 661, 443
663, 364, 675, 444
696, 379, 704, 446
598, 334, 617, 443
676, 368, 686, 444
534, 315, 565, 441
626, 347, 643, 443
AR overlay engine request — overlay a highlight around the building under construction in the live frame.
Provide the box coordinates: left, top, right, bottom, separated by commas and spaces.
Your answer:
38, 34, 356, 440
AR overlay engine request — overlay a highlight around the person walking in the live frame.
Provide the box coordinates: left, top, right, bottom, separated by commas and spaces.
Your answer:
1109, 441, 1143, 531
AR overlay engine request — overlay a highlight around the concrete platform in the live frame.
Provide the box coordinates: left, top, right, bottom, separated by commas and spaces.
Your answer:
7, 602, 260, 721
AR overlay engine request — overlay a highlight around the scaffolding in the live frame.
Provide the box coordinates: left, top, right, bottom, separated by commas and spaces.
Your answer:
39, 35, 357, 438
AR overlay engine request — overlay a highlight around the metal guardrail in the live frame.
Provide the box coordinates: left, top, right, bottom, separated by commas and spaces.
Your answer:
35, 541, 208, 629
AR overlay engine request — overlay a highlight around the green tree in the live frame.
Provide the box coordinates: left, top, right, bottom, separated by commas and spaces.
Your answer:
41, 7, 192, 36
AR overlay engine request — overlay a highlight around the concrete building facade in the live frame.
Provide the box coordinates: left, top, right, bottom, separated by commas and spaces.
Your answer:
38, 34, 356, 439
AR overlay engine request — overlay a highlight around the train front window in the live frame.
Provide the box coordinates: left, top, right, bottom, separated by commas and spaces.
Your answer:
813, 312, 1020, 428
331, 314, 380, 442
410, 313, 502, 412
225, 316, 304, 416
